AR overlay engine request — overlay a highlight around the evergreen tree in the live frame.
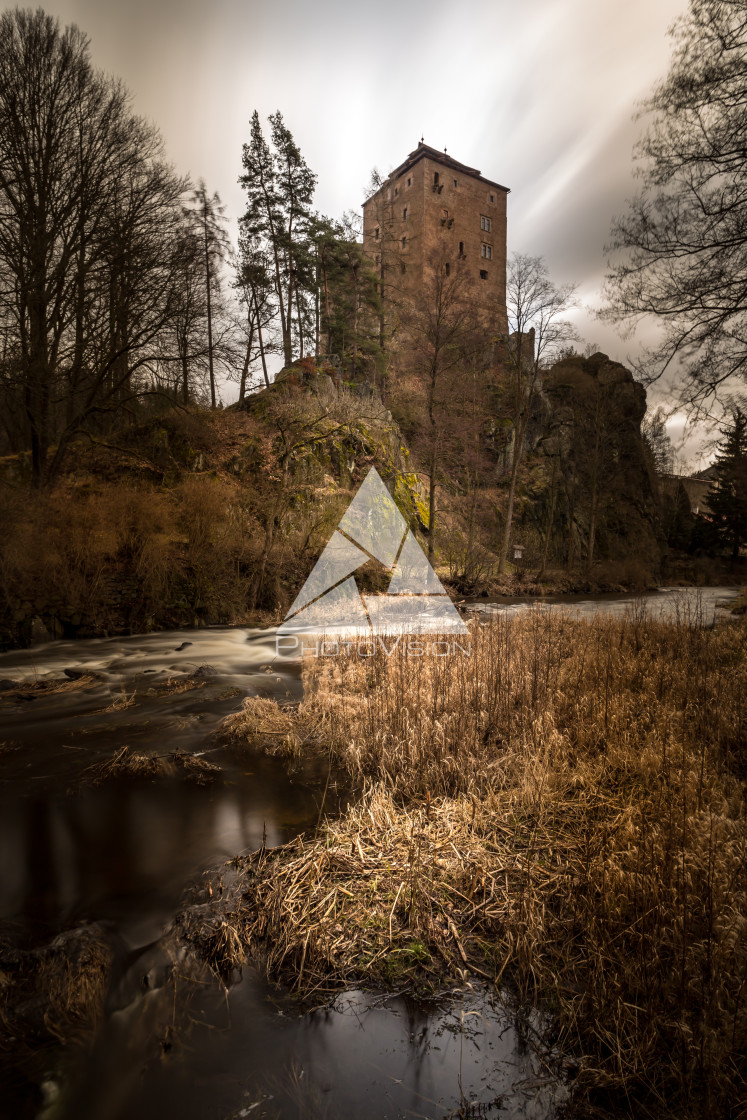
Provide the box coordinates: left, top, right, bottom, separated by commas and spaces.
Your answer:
238, 111, 316, 367
709, 406, 747, 559
234, 230, 277, 394
310, 211, 382, 381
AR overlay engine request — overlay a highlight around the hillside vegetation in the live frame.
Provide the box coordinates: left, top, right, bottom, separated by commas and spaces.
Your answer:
0, 354, 730, 651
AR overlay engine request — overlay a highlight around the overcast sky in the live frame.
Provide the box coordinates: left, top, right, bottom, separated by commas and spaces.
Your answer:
28, 0, 711, 464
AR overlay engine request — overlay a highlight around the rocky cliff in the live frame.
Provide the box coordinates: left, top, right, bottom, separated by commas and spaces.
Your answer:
518, 352, 661, 578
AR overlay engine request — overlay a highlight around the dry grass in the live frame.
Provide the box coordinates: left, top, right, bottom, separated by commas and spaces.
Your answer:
206, 606, 747, 1118
145, 675, 207, 697
82, 745, 221, 785
0, 674, 100, 701
0, 925, 113, 1053
222, 696, 302, 756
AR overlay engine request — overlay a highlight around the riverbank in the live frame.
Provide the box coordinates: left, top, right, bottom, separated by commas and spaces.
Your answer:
3, 391, 732, 653
198, 608, 747, 1119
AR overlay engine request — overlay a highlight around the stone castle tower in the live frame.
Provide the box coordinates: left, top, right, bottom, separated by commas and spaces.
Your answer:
362, 141, 509, 336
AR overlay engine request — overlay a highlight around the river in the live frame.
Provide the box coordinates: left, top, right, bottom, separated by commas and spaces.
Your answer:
0, 587, 740, 1120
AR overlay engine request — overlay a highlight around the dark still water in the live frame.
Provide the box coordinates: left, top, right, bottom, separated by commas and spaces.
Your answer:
1, 590, 737, 1119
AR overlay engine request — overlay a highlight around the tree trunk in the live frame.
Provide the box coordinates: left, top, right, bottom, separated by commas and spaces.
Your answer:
498, 410, 529, 573
27, 301, 50, 487
252, 289, 271, 389
498, 347, 534, 575
586, 397, 602, 576
203, 197, 216, 408
182, 353, 189, 404
428, 444, 437, 567
238, 321, 254, 402
295, 282, 304, 360
539, 456, 558, 575
566, 487, 576, 571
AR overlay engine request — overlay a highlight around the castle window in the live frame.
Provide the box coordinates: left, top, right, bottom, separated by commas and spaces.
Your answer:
480, 215, 491, 232
403, 207, 407, 220
394, 187, 398, 196
445, 262, 450, 276
433, 171, 439, 185
489, 193, 495, 203
402, 236, 407, 248
407, 177, 411, 187
481, 243, 492, 259
459, 241, 464, 255
453, 178, 457, 187
374, 227, 379, 240
480, 269, 488, 280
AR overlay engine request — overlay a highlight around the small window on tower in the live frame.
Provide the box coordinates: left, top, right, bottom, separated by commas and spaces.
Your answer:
480, 215, 491, 232
374, 227, 379, 240
402, 236, 407, 248
403, 207, 407, 220
407, 177, 411, 187
459, 241, 464, 255
489, 193, 495, 203
481, 243, 492, 259
434, 171, 439, 185
453, 178, 457, 187
445, 262, 450, 276
480, 269, 488, 280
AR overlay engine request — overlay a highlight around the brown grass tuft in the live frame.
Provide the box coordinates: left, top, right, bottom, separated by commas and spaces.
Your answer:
0, 925, 113, 1053
82, 745, 221, 786
222, 696, 301, 755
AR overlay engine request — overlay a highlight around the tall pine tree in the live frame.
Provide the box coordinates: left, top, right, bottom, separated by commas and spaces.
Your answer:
238, 112, 316, 368
709, 407, 747, 559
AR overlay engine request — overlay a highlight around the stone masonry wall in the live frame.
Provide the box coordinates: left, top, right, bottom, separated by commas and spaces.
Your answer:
362, 146, 508, 340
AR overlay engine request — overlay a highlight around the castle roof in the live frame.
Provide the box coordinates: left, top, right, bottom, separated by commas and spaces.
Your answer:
388, 142, 510, 194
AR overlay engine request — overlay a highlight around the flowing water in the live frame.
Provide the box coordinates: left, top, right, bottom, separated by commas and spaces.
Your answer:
0, 588, 740, 1120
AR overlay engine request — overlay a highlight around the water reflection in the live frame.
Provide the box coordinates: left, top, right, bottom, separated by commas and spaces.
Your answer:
66, 980, 565, 1120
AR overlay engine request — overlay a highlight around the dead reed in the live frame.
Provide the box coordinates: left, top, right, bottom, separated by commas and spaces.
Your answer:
0, 925, 112, 1053
82, 745, 221, 785
0, 674, 100, 702
206, 606, 747, 1117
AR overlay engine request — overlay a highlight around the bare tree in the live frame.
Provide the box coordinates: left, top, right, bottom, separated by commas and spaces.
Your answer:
603, 0, 747, 410
185, 182, 230, 407
642, 406, 675, 476
0, 9, 186, 485
397, 251, 490, 565
497, 253, 578, 573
